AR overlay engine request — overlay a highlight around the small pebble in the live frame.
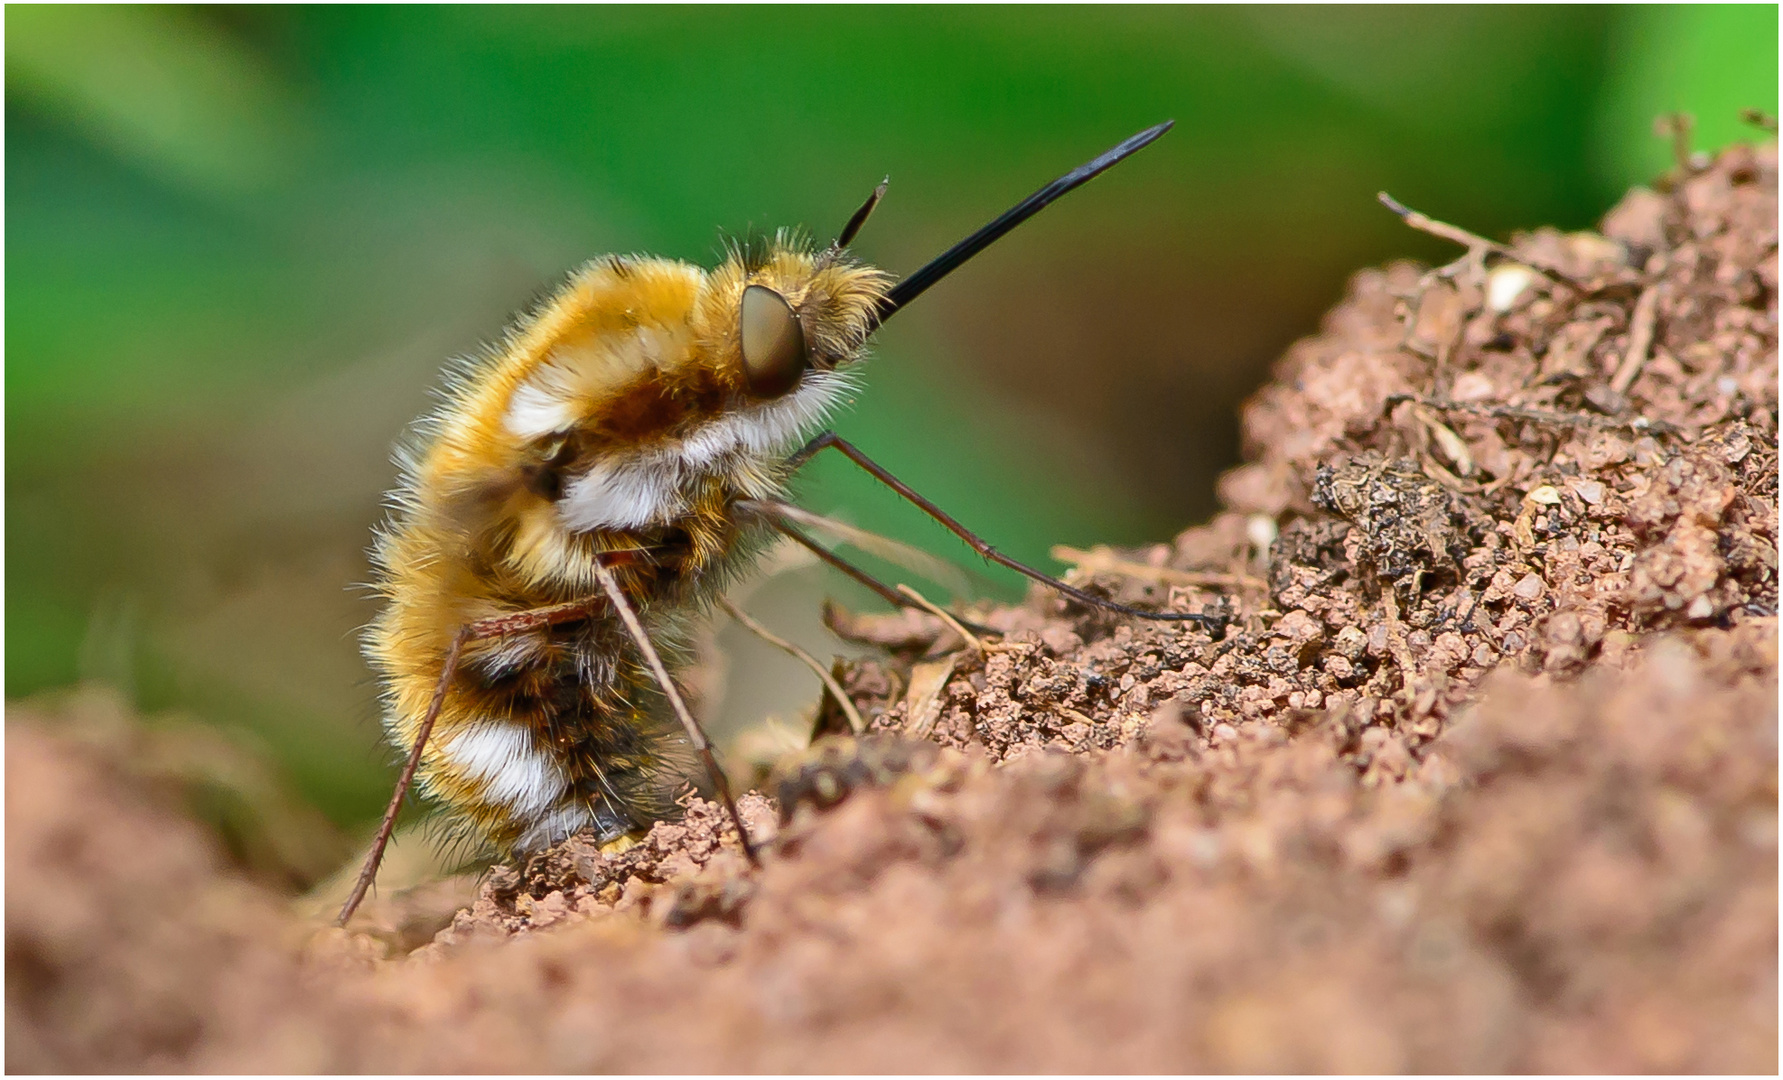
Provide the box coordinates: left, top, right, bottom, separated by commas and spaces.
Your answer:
1487, 264, 1537, 311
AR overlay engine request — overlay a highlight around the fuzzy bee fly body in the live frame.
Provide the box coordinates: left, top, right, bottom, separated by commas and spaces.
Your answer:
342, 121, 1210, 924
366, 244, 887, 851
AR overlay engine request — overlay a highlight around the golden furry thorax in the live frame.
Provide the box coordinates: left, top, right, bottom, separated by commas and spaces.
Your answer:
479, 233, 892, 458
391, 232, 893, 600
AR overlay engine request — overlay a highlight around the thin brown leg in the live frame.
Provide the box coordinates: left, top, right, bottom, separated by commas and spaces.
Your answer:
786, 431, 1221, 627
756, 513, 1000, 637
593, 558, 760, 866
740, 498, 970, 596
336, 591, 617, 927
770, 517, 912, 610
718, 595, 865, 735
336, 628, 466, 926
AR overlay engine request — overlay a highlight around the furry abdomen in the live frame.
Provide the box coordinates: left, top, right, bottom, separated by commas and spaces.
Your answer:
366, 494, 770, 855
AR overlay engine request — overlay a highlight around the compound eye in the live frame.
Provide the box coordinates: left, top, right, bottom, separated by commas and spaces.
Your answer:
739, 284, 809, 398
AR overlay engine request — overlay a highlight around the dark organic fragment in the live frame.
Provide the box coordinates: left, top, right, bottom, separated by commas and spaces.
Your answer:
1311, 452, 1481, 588
771, 735, 941, 824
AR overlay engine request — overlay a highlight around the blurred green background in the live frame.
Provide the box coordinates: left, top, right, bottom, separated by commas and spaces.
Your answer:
7, 6, 1776, 840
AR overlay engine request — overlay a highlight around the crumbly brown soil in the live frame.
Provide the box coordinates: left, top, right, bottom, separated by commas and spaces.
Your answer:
8, 143, 1777, 1073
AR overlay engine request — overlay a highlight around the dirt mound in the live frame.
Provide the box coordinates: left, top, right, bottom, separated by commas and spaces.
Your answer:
7, 142, 1776, 1072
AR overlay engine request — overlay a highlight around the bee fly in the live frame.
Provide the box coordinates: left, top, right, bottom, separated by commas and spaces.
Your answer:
340, 121, 1215, 925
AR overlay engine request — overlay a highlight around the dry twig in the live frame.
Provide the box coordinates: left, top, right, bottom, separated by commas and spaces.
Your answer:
1378, 192, 1585, 291
1384, 393, 1679, 436
1051, 544, 1264, 590
1610, 285, 1662, 395
895, 583, 988, 655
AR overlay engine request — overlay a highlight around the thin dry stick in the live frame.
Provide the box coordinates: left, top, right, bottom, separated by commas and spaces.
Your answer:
1411, 406, 1477, 477
594, 560, 759, 866
1384, 393, 1678, 436
1378, 583, 1421, 699
1051, 544, 1266, 590
1611, 285, 1662, 395
1657, 112, 1696, 173
717, 596, 865, 735
1378, 191, 1505, 257
1378, 192, 1584, 290
901, 654, 958, 739
895, 583, 986, 654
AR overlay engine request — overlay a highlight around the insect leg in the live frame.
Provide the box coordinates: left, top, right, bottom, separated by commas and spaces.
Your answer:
337, 591, 618, 926
717, 596, 865, 735
768, 516, 911, 610
593, 557, 761, 867
741, 499, 970, 595
337, 628, 466, 926
785, 431, 1223, 628
756, 514, 1001, 637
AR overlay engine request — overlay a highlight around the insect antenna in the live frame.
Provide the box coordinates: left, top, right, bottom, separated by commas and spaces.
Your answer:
833, 177, 889, 249
868, 120, 1173, 330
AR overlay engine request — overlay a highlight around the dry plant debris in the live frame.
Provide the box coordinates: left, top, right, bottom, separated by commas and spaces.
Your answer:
7, 141, 1776, 1073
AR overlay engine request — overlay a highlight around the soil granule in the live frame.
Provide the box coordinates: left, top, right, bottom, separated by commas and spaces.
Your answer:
7, 142, 1777, 1073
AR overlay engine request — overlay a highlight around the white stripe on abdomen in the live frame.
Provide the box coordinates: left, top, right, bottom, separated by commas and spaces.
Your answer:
438, 721, 567, 819
552, 368, 855, 532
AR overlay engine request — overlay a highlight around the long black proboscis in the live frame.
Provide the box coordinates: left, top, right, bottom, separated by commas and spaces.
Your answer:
867, 120, 1173, 331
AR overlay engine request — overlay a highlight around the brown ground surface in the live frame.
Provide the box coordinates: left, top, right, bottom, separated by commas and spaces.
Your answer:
8, 142, 1777, 1073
